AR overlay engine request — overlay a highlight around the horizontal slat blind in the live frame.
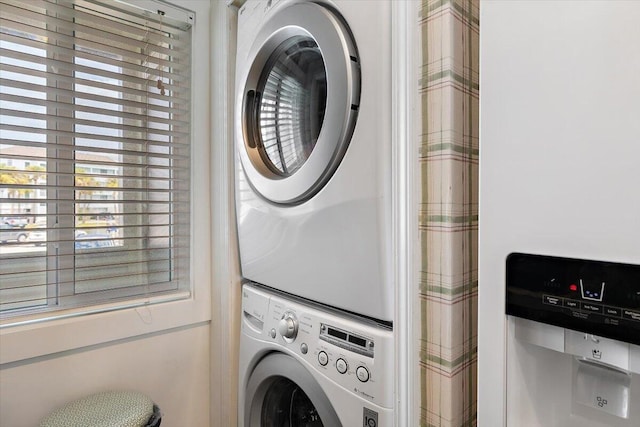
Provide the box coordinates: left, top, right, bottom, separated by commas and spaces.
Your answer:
0, 0, 192, 316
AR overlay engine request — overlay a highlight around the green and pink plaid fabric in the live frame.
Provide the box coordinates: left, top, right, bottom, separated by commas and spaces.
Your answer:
419, 0, 479, 426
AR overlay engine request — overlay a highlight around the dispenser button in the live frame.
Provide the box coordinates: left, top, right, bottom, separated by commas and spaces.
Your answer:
300, 343, 308, 354
543, 295, 562, 306
564, 299, 579, 309
336, 358, 348, 374
565, 330, 629, 371
318, 351, 328, 366
604, 307, 622, 317
575, 359, 631, 418
356, 366, 370, 382
269, 328, 276, 339
581, 302, 603, 314
622, 309, 640, 322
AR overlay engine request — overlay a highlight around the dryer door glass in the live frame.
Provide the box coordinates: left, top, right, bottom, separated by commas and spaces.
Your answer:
256, 36, 327, 177
238, 2, 359, 205
261, 377, 323, 426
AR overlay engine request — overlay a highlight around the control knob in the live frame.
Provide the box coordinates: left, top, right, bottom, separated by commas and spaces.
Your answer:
278, 312, 298, 342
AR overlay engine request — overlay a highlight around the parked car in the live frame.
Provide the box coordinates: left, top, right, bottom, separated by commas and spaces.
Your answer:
1, 217, 29, 226
26, 226, 46, 246
0, 224, 29, 243
75, 234, 116, 250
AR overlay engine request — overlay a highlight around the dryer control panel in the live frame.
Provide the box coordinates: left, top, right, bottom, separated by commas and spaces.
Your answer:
506, 253, 640, 345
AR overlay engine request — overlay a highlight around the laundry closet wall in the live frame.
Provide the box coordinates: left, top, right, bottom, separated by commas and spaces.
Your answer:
418, 0, 479, 426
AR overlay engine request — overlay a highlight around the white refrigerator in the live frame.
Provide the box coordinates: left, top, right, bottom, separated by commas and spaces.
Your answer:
479, 1, 640, 426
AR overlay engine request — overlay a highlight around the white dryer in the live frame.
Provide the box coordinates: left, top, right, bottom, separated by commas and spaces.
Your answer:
234, 0, 393, 322
239, 283, 394, 426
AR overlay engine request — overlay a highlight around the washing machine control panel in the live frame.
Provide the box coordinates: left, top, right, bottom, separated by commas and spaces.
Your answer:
242, 284, 394, 409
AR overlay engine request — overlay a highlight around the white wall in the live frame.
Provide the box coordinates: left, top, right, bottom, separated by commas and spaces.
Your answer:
479, 1, 640, 426
0, 324, 210, 427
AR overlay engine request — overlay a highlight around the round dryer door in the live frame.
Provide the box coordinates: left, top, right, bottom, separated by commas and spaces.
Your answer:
244, 353, 342, 427
238, 2, 360, 205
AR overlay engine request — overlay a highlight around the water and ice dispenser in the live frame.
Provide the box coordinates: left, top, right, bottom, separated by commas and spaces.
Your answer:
506, 253, 640, 423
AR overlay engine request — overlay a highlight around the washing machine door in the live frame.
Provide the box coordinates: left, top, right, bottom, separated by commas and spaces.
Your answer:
238, 2, 360, 205
244, 353, 342, 427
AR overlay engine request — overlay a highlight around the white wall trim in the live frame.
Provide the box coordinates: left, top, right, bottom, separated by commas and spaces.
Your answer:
210, 2, 241, 426
391, 1, 420, 426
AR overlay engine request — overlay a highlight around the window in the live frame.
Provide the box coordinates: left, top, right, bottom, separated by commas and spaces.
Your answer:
0, 0, 193, 318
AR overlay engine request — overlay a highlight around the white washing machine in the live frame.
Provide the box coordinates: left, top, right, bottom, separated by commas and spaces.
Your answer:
239, 283, 394, 426
234, 0, 393, 322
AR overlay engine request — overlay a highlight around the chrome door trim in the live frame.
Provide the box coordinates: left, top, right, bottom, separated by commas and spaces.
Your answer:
237, 2, 360, 205
244, 352, 342, 426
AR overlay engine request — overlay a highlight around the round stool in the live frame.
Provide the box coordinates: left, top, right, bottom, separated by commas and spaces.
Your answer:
39, 391, 161, 427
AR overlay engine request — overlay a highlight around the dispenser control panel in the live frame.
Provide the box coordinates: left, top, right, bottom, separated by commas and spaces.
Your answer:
506, 253, 640, 346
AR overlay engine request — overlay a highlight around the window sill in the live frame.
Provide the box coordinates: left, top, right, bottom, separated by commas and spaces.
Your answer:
0, 290, 211, 365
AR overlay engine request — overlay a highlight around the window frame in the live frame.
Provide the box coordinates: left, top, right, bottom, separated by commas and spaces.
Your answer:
0, 0, 212, 364
1, 0, 192, 316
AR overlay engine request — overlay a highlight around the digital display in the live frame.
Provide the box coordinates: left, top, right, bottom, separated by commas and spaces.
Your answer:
506, 253, 640, 346
319, 323, 374, 358
327, 327, 347, 340
348, 334, 367, 347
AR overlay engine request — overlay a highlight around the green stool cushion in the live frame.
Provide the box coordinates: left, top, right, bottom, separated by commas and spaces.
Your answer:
39, 391, 154, 427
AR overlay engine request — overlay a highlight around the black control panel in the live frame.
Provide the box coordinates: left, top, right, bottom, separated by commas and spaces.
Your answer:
506, 253, 640, 346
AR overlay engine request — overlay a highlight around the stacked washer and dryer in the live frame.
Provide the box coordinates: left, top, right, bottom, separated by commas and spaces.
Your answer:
234, 0, 394, 425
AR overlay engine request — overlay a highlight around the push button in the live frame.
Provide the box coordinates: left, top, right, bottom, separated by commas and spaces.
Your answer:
336, 358, 348, 374
318, 351, 328, 366
581, 302, 603, 314
543, 295, 562, 306
356, 366, 370, 382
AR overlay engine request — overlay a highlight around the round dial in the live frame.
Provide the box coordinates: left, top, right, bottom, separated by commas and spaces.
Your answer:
277, 312, 298, 342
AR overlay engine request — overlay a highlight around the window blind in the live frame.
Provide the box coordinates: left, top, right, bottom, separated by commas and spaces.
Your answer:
0, 0, 192, 317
